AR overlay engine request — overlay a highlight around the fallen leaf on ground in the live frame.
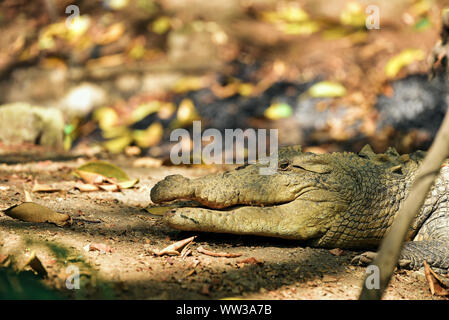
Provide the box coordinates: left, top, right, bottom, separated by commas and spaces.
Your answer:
24, 190, 33, 202
133, 157, 163, 168
145, 205, 173, 216
180, 243, 192, 259
74, 183, 100, 192
237, 257, 264, 266
32, 180, 61, 193
22, 251, 48, 278
3, 202, 71, 227
424, 260, 449, 296
384, 49, 425, 78
308, 81, 346, 98
75, 161, 138, 189
185, 269, 196, 277
75, 170, 111, 185
98, 184, 120, 192
329, 248, 344, 256
153, 236, 196, 256
197, 246, 242, 258
264, 102, 293, 120
84, 243, 114, 254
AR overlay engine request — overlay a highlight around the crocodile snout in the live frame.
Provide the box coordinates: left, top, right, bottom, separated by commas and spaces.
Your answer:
150, 174, 193, 203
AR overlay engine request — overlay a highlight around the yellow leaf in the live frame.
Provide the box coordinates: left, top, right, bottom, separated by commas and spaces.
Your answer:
106, 0, 129, 10
131, 101, 161, 123
103, 134, 133, 153
67, 15, 91, 38
384, 49, 425, 78
264, 102, 293, 120
176, 99, 200, 125
308, 81, 346, 98
410, 0, 431, 16
238, 83, 255, 96
129, 43, 146, 60
173, 77, 206, 93
158, 102, 176, 120
94, 107, 119, 130
340, 2, 366, 27
278, 4, 309, 22
279, 21, 319, 35
102, 126, 129, 139
145, 206, 171, 216
132, 122, 163, 148
152, 16, 171, 34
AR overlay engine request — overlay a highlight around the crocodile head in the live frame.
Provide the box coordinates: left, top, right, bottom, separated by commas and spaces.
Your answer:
151, 145, 420, 247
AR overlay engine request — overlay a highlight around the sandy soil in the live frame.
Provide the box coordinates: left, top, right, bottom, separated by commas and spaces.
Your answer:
0, 157, 445, 300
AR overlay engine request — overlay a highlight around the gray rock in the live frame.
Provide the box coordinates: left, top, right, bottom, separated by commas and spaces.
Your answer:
141, 72, 182, 94
59, 82, 107, 118
115, 73, 142, 94
0, 103, 64, 149
167, 27, 221, 69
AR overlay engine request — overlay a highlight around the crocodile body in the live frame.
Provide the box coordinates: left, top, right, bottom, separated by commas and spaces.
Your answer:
151, 145, 449, 271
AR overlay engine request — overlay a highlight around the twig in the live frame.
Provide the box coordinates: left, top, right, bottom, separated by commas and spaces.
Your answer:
197, 246, 242, 258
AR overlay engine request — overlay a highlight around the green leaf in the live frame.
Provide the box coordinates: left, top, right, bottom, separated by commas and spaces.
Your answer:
75, 161, 130, 182
414, 17, 431, 31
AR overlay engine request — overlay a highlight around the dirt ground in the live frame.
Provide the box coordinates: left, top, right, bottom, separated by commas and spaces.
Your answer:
0, 156, 445, 300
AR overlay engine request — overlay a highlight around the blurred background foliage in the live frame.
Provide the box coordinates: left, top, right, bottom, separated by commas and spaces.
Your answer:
1, 0, 449, 160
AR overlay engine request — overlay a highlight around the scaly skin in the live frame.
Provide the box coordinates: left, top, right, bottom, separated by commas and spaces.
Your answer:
151, 145, 449, 271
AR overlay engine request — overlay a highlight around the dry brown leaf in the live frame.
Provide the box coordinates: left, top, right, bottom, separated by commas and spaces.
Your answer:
88, 243, 114, 254
424, 260, 449, 296
133, 157, 163, 168
84, 243, 113, 253
24, 190, 33, 202
3, 202, 71, 227
237, 257, 264, 266
154, 236, 196, 256
76, 170, 110, 185
98, 184, 120, 192
186, 269, 196, 277
197, 246, 242, 258
75, 183, 100, 192
180, 242, 192, 259
329, 248, 344, 256
32, 180, 61, 193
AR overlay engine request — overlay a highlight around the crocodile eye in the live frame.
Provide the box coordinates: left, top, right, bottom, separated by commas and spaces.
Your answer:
278, 161, 290, 170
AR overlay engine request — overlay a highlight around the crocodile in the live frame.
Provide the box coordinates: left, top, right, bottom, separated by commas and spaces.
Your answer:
150, 145, 449, 271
